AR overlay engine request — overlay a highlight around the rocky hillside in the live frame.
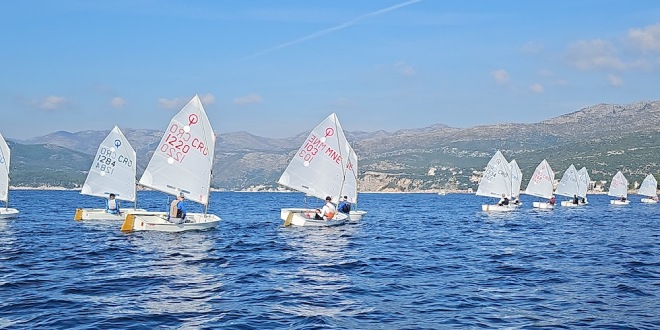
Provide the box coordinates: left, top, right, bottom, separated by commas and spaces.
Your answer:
9, 100, 660, 191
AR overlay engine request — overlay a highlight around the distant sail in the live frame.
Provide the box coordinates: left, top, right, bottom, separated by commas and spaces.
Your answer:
476, 151, 512, 198
524, 159, 554, 199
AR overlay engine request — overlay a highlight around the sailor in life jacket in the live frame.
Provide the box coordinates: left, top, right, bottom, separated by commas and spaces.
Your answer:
106, 193, 121, 214
315, 196, 337, 220
168, 194, 187, 222
337, 195, 352, 214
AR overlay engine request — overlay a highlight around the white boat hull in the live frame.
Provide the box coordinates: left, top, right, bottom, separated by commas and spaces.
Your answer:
281, 208, 348, 227
121, 211, 220, 232
610, 200, 630, 205
560, 201, 582, 207
481, 204, 516, 212
532, 202, 554, 209
0, 208, 19, 219
348, 210, 367, 221
74, 208, 146, 221
641, 198, 658, 204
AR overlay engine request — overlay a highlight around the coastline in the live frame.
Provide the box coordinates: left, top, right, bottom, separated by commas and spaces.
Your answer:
9, 186, 616, 194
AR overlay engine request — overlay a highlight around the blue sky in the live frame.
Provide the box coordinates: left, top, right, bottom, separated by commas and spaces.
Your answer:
1, 0, 660, 139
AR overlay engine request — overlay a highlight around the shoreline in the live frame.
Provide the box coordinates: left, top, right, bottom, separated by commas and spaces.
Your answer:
10, 186, 617, 194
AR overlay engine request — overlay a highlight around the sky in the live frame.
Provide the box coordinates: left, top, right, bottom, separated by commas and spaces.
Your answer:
1, 0, 660, 140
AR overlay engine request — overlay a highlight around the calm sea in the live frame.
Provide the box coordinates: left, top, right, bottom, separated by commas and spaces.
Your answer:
0, 190, 658, 329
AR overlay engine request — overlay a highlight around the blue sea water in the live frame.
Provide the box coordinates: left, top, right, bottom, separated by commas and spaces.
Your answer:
0, 190, 658, 329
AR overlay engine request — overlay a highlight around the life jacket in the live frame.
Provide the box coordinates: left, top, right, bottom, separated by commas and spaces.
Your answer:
169, 200, 180, 218
108, 199, 117, 210
339, 202, 351, 213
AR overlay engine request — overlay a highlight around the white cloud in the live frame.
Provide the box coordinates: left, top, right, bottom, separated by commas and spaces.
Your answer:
395, 61, 417, 76
607, 73, 623, 86
565, 39, 626, 70
158, 97, 186, 109
530, 83, 544, 94
233, 93, 263, 106
111, 97, 126, 108
39, 95, 69, 110
522, 41, 544, 54
627, 23, 660, 53
159, 94, 216, 109
200, 93, 216, 105
490, 69, 510, 84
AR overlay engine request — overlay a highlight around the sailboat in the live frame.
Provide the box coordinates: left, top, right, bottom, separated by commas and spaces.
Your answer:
577, 167, 590, 205
555, 164, 580, 207
341, 142, 367, 220
608, 171, 630, 205
476, 151, 515, 211
74, 126, 144, 220
0, 133, 19, 219
524, 159, 555, 209
278, 113, 352, 226
509, 159, 523, 206
120, 95, 220, 232
637, 174, 658, 204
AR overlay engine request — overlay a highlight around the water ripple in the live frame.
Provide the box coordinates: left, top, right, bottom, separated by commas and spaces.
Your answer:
0, 191, 658, 328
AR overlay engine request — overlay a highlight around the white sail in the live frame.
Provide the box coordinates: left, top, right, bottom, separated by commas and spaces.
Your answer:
577, 167, 590, 198
81, 126, 137, 202
340, 142, 359, 204
278, 113, 351, 203
637, 174, 657, 197
509, 159, 523, 197
139, 95, 216, 205
554, 164, 579, 198
608, 171, 629, 198
0, 133, 10, 204
524, 159, 555, 199
476, 151, 512, 198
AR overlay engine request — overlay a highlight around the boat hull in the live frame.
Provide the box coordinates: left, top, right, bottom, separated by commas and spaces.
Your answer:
280, 208, 348, 227
610, 200, 630, 205
481, 204, 516, 212
641, 198, 658, 204
0, 208, 19, 219
74, 208, 146, 221
532, 202, 554, 209
560, 201, 582, 207
348, 210, 367, 221
121, 211, 220, 232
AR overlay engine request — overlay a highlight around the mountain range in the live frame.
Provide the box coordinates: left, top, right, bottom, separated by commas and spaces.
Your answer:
7, 100, 660, 192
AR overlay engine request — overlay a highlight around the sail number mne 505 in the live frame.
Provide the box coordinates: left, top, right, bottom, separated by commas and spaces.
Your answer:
159, 123, 210, 163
